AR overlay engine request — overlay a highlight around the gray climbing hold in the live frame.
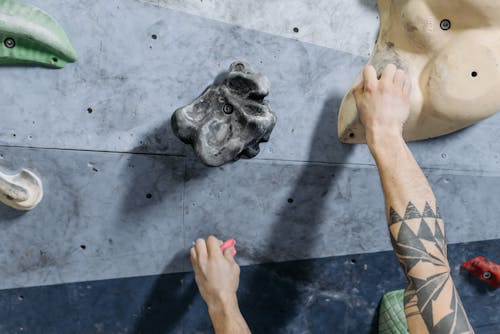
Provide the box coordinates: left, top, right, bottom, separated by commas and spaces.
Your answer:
172, 61, 277, 167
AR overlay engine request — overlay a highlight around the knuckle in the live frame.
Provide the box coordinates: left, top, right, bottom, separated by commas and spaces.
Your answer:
366, 83, 376, 92
386, 63, 396, 70
378, 81, 389, 91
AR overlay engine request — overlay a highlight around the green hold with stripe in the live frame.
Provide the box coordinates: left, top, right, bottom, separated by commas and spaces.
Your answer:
0, 0, 77, 68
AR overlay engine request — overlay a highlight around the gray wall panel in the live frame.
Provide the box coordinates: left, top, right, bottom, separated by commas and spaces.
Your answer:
0, 0, 498, 292
183, 158, 500, 267
0, 147, 184, 290
0, 1, 497, 172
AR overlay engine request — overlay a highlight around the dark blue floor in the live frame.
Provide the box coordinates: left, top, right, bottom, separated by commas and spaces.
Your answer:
0, 239, 498, 334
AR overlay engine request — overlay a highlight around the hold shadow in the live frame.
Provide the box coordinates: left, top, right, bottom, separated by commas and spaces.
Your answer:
0, 204, 28, 221
459, 268, 497, 294
120, 68, 235, 216
357, 0, 378, 12
119, 118, 215, 217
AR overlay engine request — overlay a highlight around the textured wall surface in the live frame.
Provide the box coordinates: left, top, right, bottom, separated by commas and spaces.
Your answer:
0, 0, 498, 333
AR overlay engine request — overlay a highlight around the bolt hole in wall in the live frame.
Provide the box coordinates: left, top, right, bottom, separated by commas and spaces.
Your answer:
471, 71, 478, 77
440, 19, 451, 31
151, 34, 157, 40
351, 259, 357, 264
80, 245, 86, 250
87, 107, 93, 114
293, 27, 299, 33
18, 295, 24, 301
146, 193, 152, 199
287, 198, 294, 204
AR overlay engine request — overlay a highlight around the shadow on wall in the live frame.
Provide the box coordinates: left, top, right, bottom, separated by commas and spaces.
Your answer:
119, 119, 207, 216
130, 91, 365, 332
132, 251, 199, 334
119, 119, 186, 215
237, 94, 355, 332
0, 204, 28, 222
119, 69, 232, 216
126, 106, 218, 333
357, 0, 378, 12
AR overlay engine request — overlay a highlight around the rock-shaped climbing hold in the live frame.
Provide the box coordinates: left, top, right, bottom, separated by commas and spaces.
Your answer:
0, 0, 77, 68
0, 168, 43, 210
172, 61, 277, 167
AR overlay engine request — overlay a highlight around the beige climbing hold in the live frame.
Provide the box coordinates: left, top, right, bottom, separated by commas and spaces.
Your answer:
0, 168, 43, 210
338, 0, 500, 143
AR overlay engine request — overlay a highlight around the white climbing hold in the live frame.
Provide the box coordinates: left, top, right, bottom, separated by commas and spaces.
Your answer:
0, 168, 43, 210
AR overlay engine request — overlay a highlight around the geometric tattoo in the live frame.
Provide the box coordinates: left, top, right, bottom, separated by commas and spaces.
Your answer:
389, 202, 474, 334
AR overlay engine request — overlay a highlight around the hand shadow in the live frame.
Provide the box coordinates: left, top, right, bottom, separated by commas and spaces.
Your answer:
132, 250, 198, 334
238, 94, 355, 333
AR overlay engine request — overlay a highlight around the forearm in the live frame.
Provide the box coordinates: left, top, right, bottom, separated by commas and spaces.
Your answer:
208, 294, 251, 334
369, 131, 473, 334
369, 132, 436, 215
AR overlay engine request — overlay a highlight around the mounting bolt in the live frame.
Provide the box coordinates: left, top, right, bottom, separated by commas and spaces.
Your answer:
440, 19, 451, 31
4, 37, 15, 48
223, 104, 233, 114
234, 63, 245, 72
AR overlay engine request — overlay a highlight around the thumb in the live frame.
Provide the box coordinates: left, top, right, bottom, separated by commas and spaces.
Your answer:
352, 80, 364, 101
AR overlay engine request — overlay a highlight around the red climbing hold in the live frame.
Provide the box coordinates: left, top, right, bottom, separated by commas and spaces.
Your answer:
461, 256, 500, 288
220, 238, 237, 257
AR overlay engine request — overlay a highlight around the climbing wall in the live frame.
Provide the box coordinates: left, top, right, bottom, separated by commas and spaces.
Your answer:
0, 0, 498, 333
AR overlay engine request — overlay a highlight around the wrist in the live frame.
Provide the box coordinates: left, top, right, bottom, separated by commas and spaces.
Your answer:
207, 292, 239, 316
366, 127, 406, 156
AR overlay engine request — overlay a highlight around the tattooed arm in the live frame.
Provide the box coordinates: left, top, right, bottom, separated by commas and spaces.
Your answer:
353, 64, 474, 334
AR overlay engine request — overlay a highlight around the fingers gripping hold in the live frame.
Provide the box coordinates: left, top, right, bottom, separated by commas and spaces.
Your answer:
394, 69, 406, 89
207, 235, 223, 258
195, 238, 208, 259
381, 63, 397, 84
363, 65, 378, 92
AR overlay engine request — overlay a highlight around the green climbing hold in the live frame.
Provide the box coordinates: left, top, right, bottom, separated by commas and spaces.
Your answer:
379, 289, 409, 334
0, 0, 77, 68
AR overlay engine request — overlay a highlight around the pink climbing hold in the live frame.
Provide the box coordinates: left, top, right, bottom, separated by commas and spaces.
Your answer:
220, 238, 237, 257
